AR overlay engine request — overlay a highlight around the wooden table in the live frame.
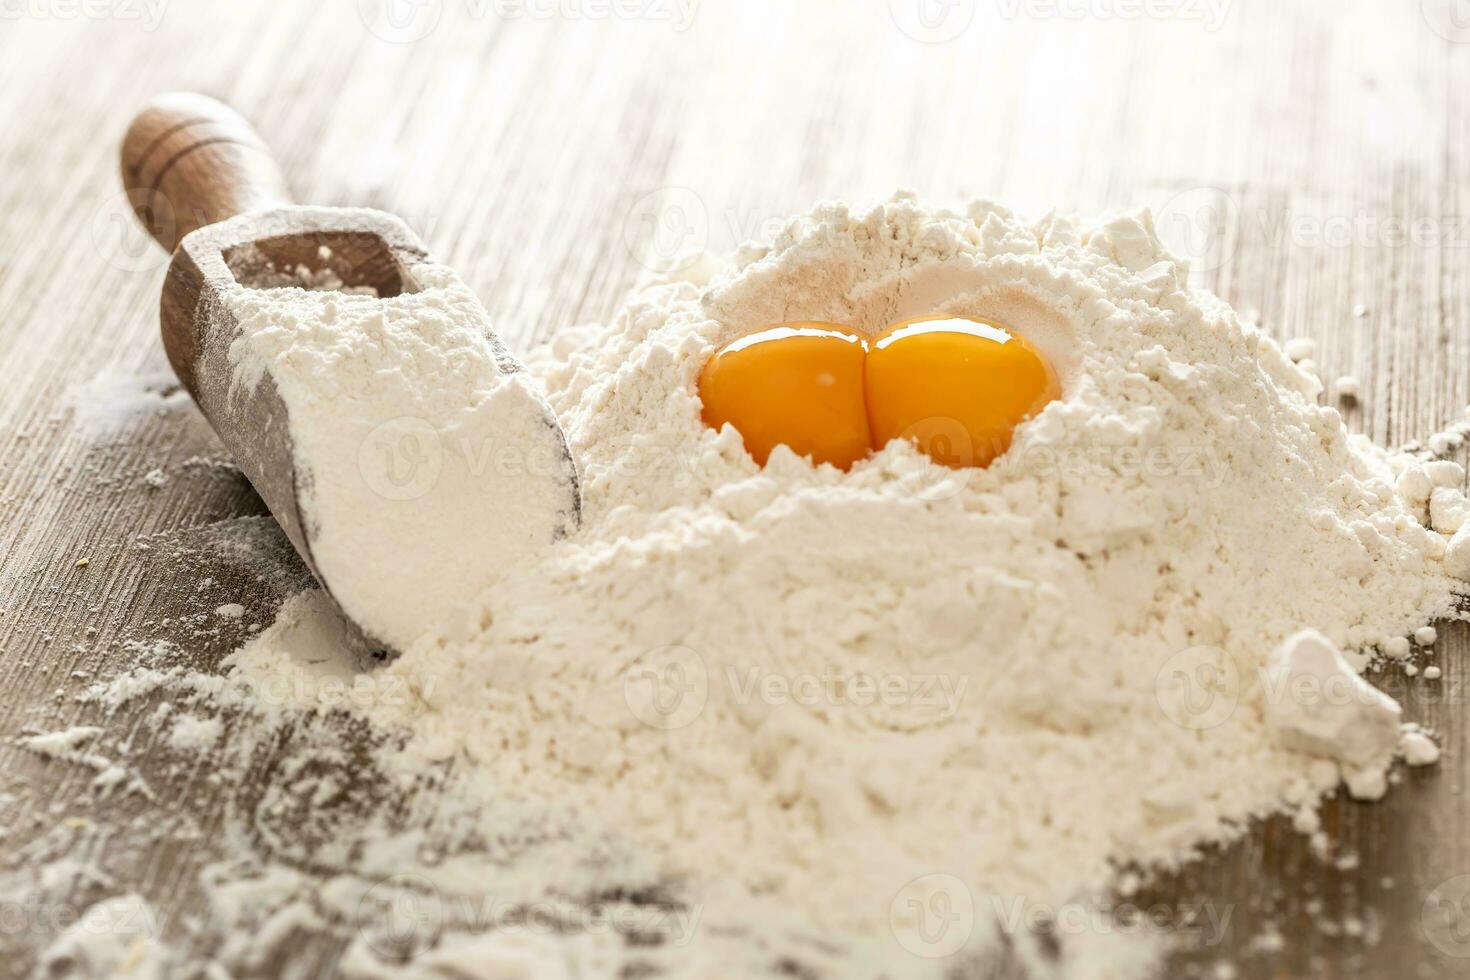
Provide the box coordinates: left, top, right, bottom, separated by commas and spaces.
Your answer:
4, 2, 1470, 976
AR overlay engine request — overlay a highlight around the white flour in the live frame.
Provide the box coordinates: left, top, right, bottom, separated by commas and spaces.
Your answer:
28, 194, 1469, 979
222, 260, 579, 651
219, 194, 1464, 973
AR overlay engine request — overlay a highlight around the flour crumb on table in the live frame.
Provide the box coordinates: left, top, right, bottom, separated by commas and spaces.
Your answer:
1263, 631, 1401, 794
1283, 337, 1317, 362
1401, 727, 1441, 767
165, 714, 222, 754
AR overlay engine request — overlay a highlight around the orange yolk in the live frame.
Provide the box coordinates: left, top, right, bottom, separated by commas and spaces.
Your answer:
865, 315, 1060, 468
698, 323, 872, 469
698, 314, 1060, 471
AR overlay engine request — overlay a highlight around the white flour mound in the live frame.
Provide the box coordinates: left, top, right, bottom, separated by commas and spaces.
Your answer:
226, 194, 1465, 972
222, 261, 578, 652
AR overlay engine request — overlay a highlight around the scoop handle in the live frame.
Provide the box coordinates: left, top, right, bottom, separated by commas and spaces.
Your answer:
120, 92, 293, 253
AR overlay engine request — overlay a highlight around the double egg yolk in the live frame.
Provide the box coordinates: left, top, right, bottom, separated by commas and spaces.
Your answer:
698, 315, 1059, 470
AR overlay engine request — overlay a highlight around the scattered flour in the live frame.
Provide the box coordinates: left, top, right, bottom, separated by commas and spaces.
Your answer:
207, 195, 1464, 972
33, 893, 163, 980
18, 726, 153, 800
164, 714, 222, 754
66, 370, 188, 434
19, 727, 106, 759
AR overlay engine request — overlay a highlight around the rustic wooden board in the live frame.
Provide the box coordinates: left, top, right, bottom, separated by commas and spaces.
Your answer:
4, 2, 1470, 976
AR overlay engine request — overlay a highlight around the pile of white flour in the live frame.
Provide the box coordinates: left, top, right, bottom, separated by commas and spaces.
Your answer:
204, 194, 1468, 975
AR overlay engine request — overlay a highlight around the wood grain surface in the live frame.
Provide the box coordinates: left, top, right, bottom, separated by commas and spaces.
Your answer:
4, 2, 1470, 977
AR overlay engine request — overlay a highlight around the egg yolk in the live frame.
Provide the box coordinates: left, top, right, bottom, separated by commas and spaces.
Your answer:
698, 323, 872, 469
865, 315, 1059, 468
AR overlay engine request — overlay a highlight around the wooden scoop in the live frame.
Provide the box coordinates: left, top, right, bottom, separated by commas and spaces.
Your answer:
120, 92, 581, 649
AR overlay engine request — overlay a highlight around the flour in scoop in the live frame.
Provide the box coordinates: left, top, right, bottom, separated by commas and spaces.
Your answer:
201, 195, 1464, 975
221, 262, 579, 651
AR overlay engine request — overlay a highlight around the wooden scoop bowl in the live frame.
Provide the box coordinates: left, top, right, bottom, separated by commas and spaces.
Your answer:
120, 92, 580, 647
